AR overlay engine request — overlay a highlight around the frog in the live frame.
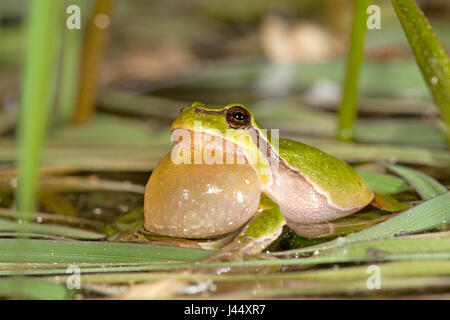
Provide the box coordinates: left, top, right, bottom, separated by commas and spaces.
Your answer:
143, 102, 374, 257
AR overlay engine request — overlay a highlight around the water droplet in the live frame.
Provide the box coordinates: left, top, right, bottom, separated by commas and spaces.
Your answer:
236, 191, 244, 203
336, 236, 346, 244
182, 189, 190, 199
431, 76, 438, 85
388, 157, 397, 164
10, 178, 17, 188
94, 14, 110, 29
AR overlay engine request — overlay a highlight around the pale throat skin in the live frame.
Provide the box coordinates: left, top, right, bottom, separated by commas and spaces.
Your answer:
144, 102, 374, 240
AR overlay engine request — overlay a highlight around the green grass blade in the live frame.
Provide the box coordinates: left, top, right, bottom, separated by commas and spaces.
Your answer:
49, 260, 449, 285
253, 276, 449, 298
357, 169, 410, 194
387, 164, 447, 199
0, 218, 106, 240
17, 0, 62, 225
58, 1, 84, 123
337, 0, 371, 141
0, 237, 448, 275
0, 207, 105, 230
276, 192, 450, 256
13, 2, 63, 299
0, 239, 213, 264
342, 191, 450, 242
72, 0, 114, 124
6, 250, 448, 275
391, 0, 450, 126
0, 277, 74, 300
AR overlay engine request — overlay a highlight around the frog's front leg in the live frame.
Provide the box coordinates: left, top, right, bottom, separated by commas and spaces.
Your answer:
203, 193, 286, 263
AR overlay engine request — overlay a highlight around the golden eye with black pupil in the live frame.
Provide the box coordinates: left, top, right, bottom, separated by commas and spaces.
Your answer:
226, 105, 251, 129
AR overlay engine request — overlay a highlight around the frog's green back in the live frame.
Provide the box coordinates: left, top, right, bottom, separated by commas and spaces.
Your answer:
278, 138, 373, 209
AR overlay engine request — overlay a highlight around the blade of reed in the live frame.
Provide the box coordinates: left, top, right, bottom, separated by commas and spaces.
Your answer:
0, 237, 448, 275
11, 5, 64, 301
49, 259, 450, 284
0, 176, 145, 194
321, 191, 450, 243
391, 0, 450, 127
39, 176, 146, 194
274, 191, 450, 256
0, 239, 213, 264
1, 233, 447, 276
347, 201, 448, 248
17, 0, 62, 229
57, 0, 84, 123
0, 277, 73, 300
0, 218, 106, 240
251, 276, 450, 298
0, 207, 105, 229
72, 0, 114, 124
356, 169, 410, 194
14, 4, 63, 298
337, 0, 371, 141
0, 7, 2, 64
387, 164, 447, 200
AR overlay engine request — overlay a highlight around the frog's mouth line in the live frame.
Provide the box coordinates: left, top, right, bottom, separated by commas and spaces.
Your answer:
170, 127, 255, 169
170, 127, 249, 153
170, 125, 282, 164
170, 126, 281, 187
194, 107, 226, 117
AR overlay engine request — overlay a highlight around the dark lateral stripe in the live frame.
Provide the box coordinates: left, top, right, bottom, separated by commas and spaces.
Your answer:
248, 126, 283, 166
194, 107, 226, 117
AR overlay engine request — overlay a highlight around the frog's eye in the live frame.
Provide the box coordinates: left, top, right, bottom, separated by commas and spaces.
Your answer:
226, 105, 251, 129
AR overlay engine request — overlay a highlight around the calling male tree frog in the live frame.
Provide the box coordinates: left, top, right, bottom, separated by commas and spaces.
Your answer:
143, 102, 373, 253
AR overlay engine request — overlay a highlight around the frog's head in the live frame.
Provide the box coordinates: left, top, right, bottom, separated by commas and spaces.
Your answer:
171, 102, 263, 151
171, 102, 273, 185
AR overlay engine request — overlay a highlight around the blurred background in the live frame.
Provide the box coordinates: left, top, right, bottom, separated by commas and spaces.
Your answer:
0, 0, 449, 300
0, 0, 449, 233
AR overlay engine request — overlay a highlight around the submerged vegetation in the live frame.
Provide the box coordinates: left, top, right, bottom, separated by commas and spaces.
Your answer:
0, 0, 449, 299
